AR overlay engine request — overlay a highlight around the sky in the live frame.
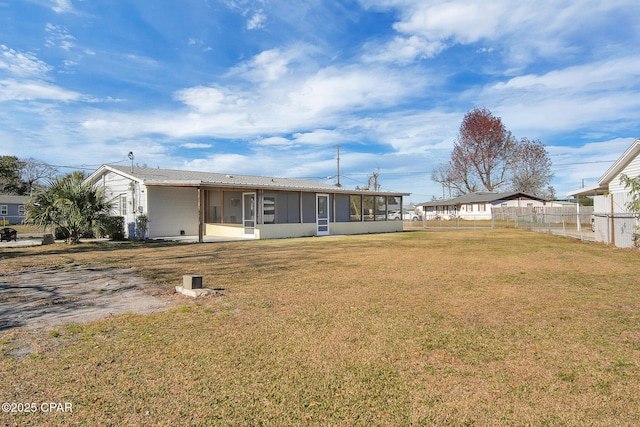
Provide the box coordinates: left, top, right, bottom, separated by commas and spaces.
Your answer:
1, 0, 640, 203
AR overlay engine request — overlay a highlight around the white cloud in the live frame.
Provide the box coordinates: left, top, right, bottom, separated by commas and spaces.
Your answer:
361, 0, 640, 66
45, 23, 76, 51
251, 136, 292, 147
181, 142, 213, 149
287, 65, 420, 115
483, 56, 640, 135
231, 48, 293, 83
293, 129, 346, 146
0, 79, 80, 102
247, 11, 266, 30
51, 0, 73, 14
362, 35, 445, 63
0, 45, 52, 77
393, 1, 504, 43
184, 154, 252, 174
174, 86, 242, 113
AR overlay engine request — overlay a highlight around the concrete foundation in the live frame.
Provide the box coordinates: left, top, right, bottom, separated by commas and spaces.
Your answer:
175, 286, 215, 298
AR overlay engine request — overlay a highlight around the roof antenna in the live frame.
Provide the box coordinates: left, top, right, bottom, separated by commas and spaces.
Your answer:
128, 152, 134, 173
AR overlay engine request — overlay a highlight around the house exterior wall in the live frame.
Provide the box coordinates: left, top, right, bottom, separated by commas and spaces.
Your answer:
97, 170, 149, 238
458, 203, 491, 220
147, 186, 199, 237
0, 198, 27, 225
332, 221, 403, 235
492, 199, 545, 209
587, 153, 640, 248
257, 223, 317, 239
609, 155, 640, 193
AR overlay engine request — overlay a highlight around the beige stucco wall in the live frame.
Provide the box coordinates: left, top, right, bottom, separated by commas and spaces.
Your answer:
331, 221, 403, 235
206, 221, 403, 239
147, 186, 198, 237
256, 223, 316, 239
205, 224, 259, 239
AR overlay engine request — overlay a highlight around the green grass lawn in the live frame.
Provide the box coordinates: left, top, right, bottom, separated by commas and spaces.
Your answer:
1, 229, 639, 426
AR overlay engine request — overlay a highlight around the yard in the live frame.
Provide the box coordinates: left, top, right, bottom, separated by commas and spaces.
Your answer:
1, 229, 639, 426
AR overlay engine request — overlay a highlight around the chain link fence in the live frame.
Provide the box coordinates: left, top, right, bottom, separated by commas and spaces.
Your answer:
409, 206, 597, 242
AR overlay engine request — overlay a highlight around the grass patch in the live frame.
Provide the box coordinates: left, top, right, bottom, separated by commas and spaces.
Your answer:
1, 229, 639, 425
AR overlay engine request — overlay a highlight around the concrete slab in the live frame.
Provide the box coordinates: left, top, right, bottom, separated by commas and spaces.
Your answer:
175, 286, 217, 298
0, 264, 172, 331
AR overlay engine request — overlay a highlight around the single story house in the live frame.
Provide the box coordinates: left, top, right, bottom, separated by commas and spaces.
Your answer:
86, 165, 409, 241
567, 138, 640, 248
0, 195, 28, 225
418, 192, 548, 220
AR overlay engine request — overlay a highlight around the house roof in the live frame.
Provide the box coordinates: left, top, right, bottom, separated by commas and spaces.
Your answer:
88, 165, 409, 196
0, 195, 29, 204
419, 191, 547, 207
567, 138, 640, 197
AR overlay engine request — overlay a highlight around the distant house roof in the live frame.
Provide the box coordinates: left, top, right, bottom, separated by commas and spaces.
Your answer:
0, 195, 29, 204
419, 191, 547, 207
88, 165, 409, 196
567, 138, 640, 197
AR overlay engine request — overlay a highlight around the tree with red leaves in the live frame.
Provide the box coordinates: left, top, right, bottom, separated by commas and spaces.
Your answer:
433, 107, 554, 197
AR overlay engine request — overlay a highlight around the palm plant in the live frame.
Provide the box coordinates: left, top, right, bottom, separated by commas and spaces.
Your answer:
26, 171, 112, 244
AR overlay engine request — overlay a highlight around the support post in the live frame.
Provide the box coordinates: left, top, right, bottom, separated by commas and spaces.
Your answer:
198, 186, 204, 243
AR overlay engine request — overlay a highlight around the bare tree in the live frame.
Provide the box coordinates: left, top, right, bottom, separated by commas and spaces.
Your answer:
20, 158, 58, 196
431, 162, 453, 198
367, 169, 381, 191
510, 138, 554, 196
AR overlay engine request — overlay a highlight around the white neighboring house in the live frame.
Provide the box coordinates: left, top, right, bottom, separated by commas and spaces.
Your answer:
567, 138, 640, 248
86, 165, 409, 241
418, 192, 548, 220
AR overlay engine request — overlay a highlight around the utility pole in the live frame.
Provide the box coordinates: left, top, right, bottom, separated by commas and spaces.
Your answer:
336, 144, 342, 187
128, 151, 134, 173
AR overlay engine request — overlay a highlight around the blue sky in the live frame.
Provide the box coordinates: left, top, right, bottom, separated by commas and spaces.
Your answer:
2, 0, 640, 202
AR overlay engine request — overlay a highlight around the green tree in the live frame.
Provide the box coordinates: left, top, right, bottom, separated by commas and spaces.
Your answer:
26, 171, 112, 244
620, 174, 640, 212
0, 155, 27, 194
621, 174, 640, 247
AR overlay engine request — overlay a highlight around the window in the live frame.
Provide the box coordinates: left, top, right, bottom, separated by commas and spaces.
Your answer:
18, 205, 26, 216
120, 196, 127, 216
375, 196, 386, 220
206, 190, 222, 223
363, 196, 375, 221
350, 195, 362, 221
263, 196, 276, 224
224, 191, 243, 224
0, 205, 7, 216
479, 203, 486, 212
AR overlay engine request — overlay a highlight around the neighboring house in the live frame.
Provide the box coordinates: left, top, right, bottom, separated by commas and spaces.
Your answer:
568, 138, 640, 248
418, 192, 548, 220
0, 195, 28, 225
86, 165, 409, 241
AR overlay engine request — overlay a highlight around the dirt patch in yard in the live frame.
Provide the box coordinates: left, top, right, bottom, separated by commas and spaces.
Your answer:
0, 263, 174, 332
